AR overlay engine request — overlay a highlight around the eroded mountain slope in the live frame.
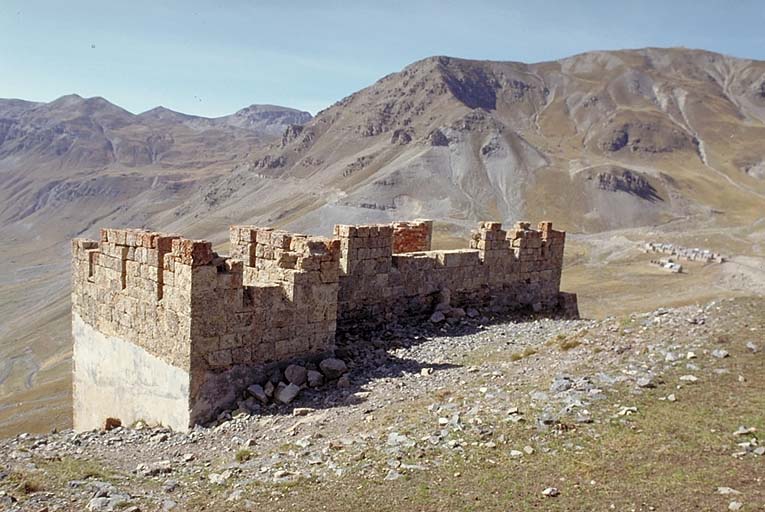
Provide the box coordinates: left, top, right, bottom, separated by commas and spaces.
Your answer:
191, 48, 765, 237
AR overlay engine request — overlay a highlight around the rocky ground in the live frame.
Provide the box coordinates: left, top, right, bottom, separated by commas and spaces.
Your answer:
1, 297, 763, 511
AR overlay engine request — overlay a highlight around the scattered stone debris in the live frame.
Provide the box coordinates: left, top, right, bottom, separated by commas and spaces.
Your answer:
274, 383, 301, 404
617, 406, 638, 416
0, 297, 761, 510
284, 364, 308, 386
542, 487, 560, 497
733, 426, 757, 436
319, 358, 348, 380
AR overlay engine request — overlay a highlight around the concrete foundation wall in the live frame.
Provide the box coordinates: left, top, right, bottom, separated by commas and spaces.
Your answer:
73, 313, 190, 431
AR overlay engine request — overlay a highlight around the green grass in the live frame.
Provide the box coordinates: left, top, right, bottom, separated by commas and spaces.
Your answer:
42, 456, 111, 482
6, 470, 46, 495
2, 456, 115, 501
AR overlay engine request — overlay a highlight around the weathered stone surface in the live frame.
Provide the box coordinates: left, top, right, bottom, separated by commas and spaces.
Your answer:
430, 311, 446, 323
274, 383, 301, 404
319, 358, 348, 379
337, 375, 351, 388
246, 384, 268, 404
284, 364, 308, 386
307, 370, 324, 388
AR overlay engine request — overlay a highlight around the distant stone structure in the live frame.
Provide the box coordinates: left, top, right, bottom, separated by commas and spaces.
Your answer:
643, 242, 725, 263
71, 220, 577, 431
649, 258, 683, 273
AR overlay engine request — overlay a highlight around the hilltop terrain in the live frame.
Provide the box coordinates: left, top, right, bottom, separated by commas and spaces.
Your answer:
1, 297, 763, 511
1, 47, 765, 436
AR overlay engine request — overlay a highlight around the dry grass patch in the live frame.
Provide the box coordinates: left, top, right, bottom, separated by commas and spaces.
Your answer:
235, 449, 253, 463
7, 469, 46, 495
510, 347, 538, 361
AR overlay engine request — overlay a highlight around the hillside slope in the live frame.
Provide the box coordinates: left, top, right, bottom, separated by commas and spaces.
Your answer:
189, 48, 765, 237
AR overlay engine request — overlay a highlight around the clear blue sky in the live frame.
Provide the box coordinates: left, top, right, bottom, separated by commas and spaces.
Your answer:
1, 0, 763, 117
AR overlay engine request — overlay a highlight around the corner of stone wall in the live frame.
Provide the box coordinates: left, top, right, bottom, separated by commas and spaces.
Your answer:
72, 228, 213, 431
187, 225, 342, 425
72, 228, 193, 369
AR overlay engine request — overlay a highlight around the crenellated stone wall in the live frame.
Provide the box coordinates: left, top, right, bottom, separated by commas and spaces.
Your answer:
335, 220, 568, 328
72, 219, 576, 431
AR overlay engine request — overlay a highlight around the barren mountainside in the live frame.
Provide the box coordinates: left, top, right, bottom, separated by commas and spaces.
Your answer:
0, 95, 310, 171
198, 47, 765, 236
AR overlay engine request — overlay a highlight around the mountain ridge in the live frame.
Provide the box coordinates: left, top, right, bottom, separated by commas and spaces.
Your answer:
185, 47, 765, 238
0, 94, 313, 173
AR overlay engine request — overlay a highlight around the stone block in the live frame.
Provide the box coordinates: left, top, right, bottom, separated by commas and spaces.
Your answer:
174, 239, 214, 267
270, 230, 292, 249
481, 221, 502, 231
334, 224, 357, 238
207, 349, 233, 367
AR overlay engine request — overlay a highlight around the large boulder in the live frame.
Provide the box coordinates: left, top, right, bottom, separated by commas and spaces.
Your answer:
247, 384, 269, 404
319, 358, 348, 380
284, 364, 307, 386
307, 370, 324, 388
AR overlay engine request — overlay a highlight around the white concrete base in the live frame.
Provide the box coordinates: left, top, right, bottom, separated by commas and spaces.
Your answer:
73, 314, 190, 431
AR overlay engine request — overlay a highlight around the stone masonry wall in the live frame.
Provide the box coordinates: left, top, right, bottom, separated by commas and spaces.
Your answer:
184, 226, 340, 422
72, 219, 574, 429
335, 220, 567, 328
71, 229, 200, 372
72, 226, 340, 427
210, 225, 340, 367
71, 229, 214, 429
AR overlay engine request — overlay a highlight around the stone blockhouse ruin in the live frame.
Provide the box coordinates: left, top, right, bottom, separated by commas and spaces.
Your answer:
71, 219, 577, 431
643, 242, 725, 263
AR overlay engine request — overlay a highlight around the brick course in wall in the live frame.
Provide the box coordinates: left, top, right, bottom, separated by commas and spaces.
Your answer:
72, 219, 577, 429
